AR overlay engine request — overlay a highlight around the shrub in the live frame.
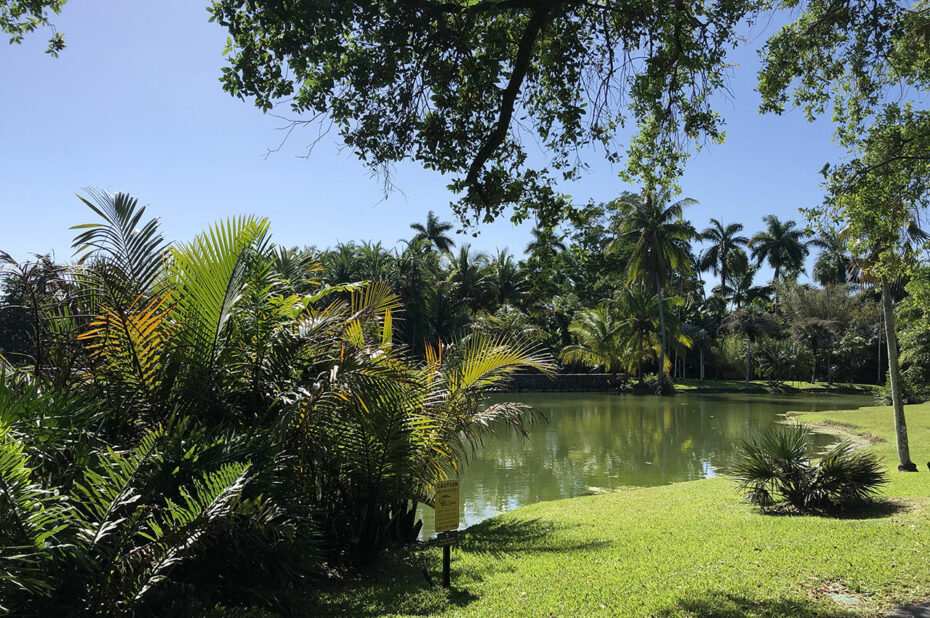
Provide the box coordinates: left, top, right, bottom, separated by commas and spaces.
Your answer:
733, 424, 887, 513
755, 338, 813, 386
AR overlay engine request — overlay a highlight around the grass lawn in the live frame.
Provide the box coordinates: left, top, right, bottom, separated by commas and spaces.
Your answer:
676, 378, 874, 394
310, 402, 930, 617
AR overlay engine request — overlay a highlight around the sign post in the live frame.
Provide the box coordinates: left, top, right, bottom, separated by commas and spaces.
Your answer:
433, 479, 459, 588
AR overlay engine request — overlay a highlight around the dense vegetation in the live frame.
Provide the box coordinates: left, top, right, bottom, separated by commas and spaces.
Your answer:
187, 197, 930, 399
0, 192, 552, 614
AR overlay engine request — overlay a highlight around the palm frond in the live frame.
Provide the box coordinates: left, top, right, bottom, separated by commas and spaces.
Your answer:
168, 216, 270, 370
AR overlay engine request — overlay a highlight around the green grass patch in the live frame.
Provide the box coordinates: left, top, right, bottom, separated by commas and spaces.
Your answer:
310, 402, 930, 617
676, 378, 874, 395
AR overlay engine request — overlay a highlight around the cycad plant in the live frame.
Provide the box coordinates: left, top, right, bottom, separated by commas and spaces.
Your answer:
1, 189, 554, 610
733, 424, 887, 513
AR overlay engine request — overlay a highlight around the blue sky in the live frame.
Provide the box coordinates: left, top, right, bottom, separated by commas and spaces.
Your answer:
1, 1, 844, 283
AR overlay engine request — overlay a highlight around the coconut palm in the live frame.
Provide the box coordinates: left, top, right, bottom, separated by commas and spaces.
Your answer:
559, 304, 624, 379
610, 189, 696, 390
698, 218, 749, 294
487, 249, 525, 307
749, 215, 810, 308
410, 210, 456, 252
446, 244, 490, 312
811, 229, 853, 286
524, 226, 566, 258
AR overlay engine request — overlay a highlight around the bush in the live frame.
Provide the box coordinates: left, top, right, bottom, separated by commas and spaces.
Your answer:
755, 338, 813, 386
710, 335, 745, 380
733, 424, 887, 513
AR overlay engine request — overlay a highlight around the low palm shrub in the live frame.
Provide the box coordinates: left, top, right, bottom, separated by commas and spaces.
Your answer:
0, 191, 553, 612
733, 424, 887, 513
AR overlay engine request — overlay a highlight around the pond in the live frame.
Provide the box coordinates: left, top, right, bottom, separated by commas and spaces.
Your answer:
418, 391, 872, 538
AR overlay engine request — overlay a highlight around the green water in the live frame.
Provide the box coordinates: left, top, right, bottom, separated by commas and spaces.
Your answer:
419, 392, 871, 538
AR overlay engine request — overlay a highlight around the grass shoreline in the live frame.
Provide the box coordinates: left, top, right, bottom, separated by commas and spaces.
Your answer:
676, 378, 875, 395
311, 401, 929, 617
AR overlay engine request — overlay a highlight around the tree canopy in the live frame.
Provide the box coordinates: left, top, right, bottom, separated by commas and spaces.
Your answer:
2, 0, 65, 55
209, 0, 756, 226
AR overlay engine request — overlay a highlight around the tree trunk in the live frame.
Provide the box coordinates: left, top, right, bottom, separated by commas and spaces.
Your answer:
721, 261, 727, 299
745, 337, 751, 384
655, 273, 667, 392
877, 326, 883, 385
881, 276, 916, 471
700, 347, 705, 381
772, 266, 780, 315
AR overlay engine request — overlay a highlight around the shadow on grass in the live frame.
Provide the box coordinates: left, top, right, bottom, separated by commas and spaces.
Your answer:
759, 499, 907, 521
305, 517, 613, 616
457, 516, 611, 557
655, 591, 861, 618
304, 548, 477, 617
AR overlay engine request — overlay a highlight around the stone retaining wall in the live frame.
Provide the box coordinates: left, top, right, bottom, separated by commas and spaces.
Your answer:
505, 373, 615, 392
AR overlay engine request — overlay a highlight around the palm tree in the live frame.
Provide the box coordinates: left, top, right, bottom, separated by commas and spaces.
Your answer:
357, 241, 394, 281
524, 226, 566, 258
848, 218, 928, 472
722, 305, 780, 384
726, 256, 772, 308
410, 210, 456, 252
613, 284, 660, 379
446, 244, 489, 312
559, 304, 624, 380
811, 229, 853, 286
749, 215, 810, 309
610, 189, 696, 390
487, 249, 525, 307
698, 218, 749, 294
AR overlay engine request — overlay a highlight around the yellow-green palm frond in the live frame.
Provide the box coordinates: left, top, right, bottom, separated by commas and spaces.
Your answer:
168, 216, 270, 370
77, 294, 174, 396
447, 334, 554, 395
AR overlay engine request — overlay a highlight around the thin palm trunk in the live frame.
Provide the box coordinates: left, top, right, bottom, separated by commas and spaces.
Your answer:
655, 272, 667, 391
745, 337, 751, 384
881, 276, 916, 471
772, 265, 781, 314
699, 347, 705, 381
876, 326, 883, 385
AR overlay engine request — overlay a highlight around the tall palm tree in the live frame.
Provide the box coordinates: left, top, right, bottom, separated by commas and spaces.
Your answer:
749, 215, 810, 309
446, 244, 489, 312
487, 249, 525, 307
723, 305, 780, 384
847, 218, 928, 471
610, 189, 696, 390
524, 226, 566, 258
811, 229, 853, 286
698, 218, 749, 294
410, 211, 456, 252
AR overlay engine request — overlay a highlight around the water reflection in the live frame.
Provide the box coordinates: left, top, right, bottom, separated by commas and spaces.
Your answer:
419, 392, 870, 538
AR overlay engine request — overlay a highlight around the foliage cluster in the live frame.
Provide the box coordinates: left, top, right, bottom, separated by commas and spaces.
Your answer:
734, 424, 887, 513
0, 192, 552, 614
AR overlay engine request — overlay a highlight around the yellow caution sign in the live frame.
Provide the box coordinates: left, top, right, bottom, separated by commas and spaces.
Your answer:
434, 479, 459, 533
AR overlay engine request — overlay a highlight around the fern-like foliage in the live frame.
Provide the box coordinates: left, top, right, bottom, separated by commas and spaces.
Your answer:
168, 216, 270, 374
131, 462, 250, 605
0, 424, 70, 606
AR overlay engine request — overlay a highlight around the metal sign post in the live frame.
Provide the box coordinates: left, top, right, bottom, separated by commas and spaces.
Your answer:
433, 479, 459, 588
